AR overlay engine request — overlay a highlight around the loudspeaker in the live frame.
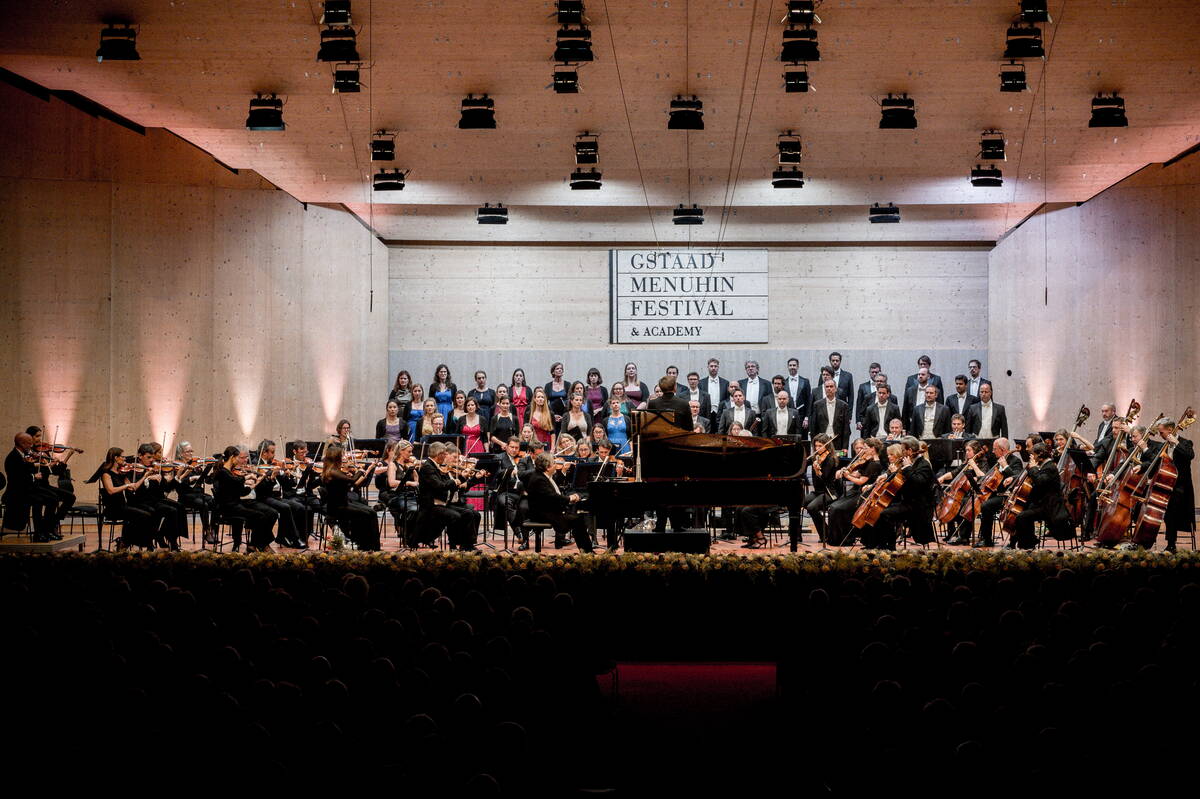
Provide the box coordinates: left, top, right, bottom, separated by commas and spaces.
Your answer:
622, 530, 711, 554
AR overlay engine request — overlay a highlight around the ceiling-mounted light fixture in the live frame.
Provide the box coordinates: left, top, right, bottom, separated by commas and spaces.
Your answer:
96, 23, 139, 62
477, 203, 509, 224
868, 203, 900, 223
1019, 0, 1051, 23
317, 26, 359, 62
1004, 24, 1044, 59
370, 131, 395, 161
771, 167, 805, 189
321, 0, 352, 25
999, 60, 1027, 92
979, 130, 1006, 160
556, 0, 585, 24
459, 94, 496, 129
673, 204, 704, 225
781, 25, 820, 64
970, 165, 1003, 187
667, 96, 704, 130
372, 169, 408, 191
332, 64, 362, 93
783, 0, 821, 25
879, 93, 916, 129
1089, 93, 1128, 127
245, 94, 285, 131
784, 70, 810, 93
574, 132, 599, 164
552, 70, 579, 93
554, 26, 593, 63
569, 168, 602, 190
777, 132, 802, 164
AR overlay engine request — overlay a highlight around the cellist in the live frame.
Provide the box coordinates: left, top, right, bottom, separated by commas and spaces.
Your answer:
936, 439, 986, 544
876, 436, 936, 548
971, 438, 1024, 548
1137, 416, 1194, 552
826, 438, 884, 546
1009, 442, 1072, 549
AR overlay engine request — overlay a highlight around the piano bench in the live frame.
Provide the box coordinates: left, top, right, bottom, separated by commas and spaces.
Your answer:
520, 521, 553, 553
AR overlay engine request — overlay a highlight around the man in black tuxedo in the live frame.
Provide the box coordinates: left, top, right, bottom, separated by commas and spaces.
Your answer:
719, 387, 759, 435
702, 358, 729, 429
862, 383, 903, 438
783, 358, 812, 430
677, 371, 711, 419
738, 360, 773, 416
822, 352, 855, 411
647, 375, 692, 432
904, 355, 945, 397
902, 366, 942, 420
855, 362, 883, 428
417, 443, 479, 550
809, 379, 851, 450
966, 359, 992, 398
2, 432, 62, 541
876, 436, 936, 547
761, 390, 802, 437
945, 374, 980, 417
687, 400, 710, 433
491, 436, 525, 540
965, 383, 1009, 439
910, 384, 953, 439
526, 451, 594, 552
1094, 403, 1117, 447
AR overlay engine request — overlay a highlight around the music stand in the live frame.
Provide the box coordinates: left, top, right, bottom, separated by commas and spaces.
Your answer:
1066, 448, 1096, 475
924, 439, 954, 469
426, 434, 466, 449
351, 438, 386, 456
571, 461, 604, 489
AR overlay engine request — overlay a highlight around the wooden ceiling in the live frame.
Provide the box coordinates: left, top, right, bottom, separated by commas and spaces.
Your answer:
2, 0, 1198, 242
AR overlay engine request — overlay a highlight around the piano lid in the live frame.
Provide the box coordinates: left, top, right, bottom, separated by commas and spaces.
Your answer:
631, 410, 806, 480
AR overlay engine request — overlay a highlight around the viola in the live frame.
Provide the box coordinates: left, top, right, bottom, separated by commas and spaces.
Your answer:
852, 465, 906, 529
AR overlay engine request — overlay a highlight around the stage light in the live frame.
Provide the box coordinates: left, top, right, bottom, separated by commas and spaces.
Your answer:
1089, 93, 1128, 127
552, 70, 579, 93
781, 25, 820, 64
321, 0, 352, 25
667, 96, 704, 130
370, 131, 395, 161
1019, 0, 1051, 23
970, 165, 1003, 187
556, 0, 584, 24
673, 204, 704, 225
1004, 25, 1044, 59
783, 1, 820, 25
477, 203, 508, 224
554, 26, 593, 63
777, 132, 802, 164
771, 167, 805, 189
784, 70, 810, 93
879, 94, 916, 129
980, 130, 1006, 160
459, 94, 496, 129
332, 64, 361, 93
96, 24, 139, 62
868, 203, 900, 223
569, 168, 602, 190
245, 94, 285, 131
372, 169, 408, 191
1000, 60, 1027, 92
317, 26, 359, 62
574, 132, 598, 164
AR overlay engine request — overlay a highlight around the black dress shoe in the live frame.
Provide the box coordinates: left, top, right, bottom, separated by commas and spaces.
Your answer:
518, 542, 529, 551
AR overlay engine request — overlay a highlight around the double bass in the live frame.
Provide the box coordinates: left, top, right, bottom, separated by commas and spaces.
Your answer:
1131, 407, 1196, 548
1094, 412, 1162, 546
1057, 405, 1092, 525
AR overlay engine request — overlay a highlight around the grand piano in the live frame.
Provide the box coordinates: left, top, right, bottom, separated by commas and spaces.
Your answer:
587, 411, 809, 550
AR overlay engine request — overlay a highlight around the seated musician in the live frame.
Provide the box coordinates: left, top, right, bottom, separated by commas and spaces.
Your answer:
89, 447, 155, 549
860, 444, 905, 550
826, 438, 884, 546
875, 436, 936, 548
1137, 416, 1193, 552
3, 432, 63, 541
803, 433, 843, 544
491, 437, 525, 545
284, 440, 323, 541
1010, 442, 1072, 549
883, 417, 906, 442
416, 442, 478, 550
525, 451, 594, 553
689, 399, 710, 433
575, 440, 593, 460
936, 438, 986, 544
380, 440, 420, 540
213, 445, 278, 552
173, 440, 218, 544
128, 443, 188, 550
321, 444, 382, 551
253, 439, 307, 549
594, 439, 626, 480
26, 425, 77, 532
971, 437, 1023, 548
1052, 427, 1092, 459
942, 414, 975, 440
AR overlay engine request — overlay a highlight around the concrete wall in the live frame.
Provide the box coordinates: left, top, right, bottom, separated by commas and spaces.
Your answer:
0, 82, 388, 467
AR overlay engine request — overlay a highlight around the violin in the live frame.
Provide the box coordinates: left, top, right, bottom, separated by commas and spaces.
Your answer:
32, 442, 84, 455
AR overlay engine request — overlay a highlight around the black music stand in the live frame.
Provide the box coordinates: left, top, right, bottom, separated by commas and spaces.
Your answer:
925, 439, 954, 470
351, 438, 386, 456
1066, 448, 1096, 475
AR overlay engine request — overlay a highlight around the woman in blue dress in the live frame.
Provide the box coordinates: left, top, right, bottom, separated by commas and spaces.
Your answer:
429, 363, 456, 419
604, 396, 632, 455
406, 384, 426, 440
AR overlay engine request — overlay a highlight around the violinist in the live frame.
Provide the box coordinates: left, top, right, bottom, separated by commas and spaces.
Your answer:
128, 443, 188, 550
172, 440, 217, 544
321, 444, 382, 551
2, 432, 63, 541
595, 440, 626, 481
487, 395, 519, 451
1138, 416, 1194, 552
26, 426, 79, 516
826, 438, 885, 547
941, 414, 975, 440
492, 437, 526, 546
803, 433, 843, 544
416, 442, 479, 551
936, 439, 986, 544
89, 447, 156, 549
875, 436, 936, 547
1009, 442, 1072, 549
331, 419, 353, 449
972, 437, 1023, 548
283, 440, 322, 540
376, 400, 407, 444
252, 439, 307, 549
574, 440, 594, 461
213, 445, 278, 552
380, 440, 421, 538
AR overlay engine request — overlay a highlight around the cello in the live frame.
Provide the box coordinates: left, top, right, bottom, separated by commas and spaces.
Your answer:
1057, 405, 1091, 525
1094, 413, 1162, 546
935, 445, 984, 525
852, 461, 906, 529
1131, 407, 1196, 548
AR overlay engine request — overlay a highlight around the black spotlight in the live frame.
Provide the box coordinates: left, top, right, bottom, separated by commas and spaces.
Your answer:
317, 26, 359, 62
784, 70, 810, 93
1019, 0, 1051, 23
552, 70, 579, 93
333, 64, 361, 93
970, 165, 1003, 187
868, 203, 900, 223
321, 0, 352, 25
777, 133, 802, 164
1089, 93, 1128, 127
771, 167, 805, 189
879, 94, 916, 129
556, 0, 585, 24
246, 94, 285, 131
1004, 25, 1044, 59
672, 204, 704, 225
781, 25, 820, 64
477, 203, 508, 224
980, 130, 1006, 160
1000, 61, 1027, 92
459, 94, 496, 129
370, 132, 395, 161
569, 168, 602, 190
667, 96, 704, 130
373, 169, 408, 191
574, 133, 598, 164
784, 1, 820, 25
96, 24, 139, 62
554, 26, 593, 63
